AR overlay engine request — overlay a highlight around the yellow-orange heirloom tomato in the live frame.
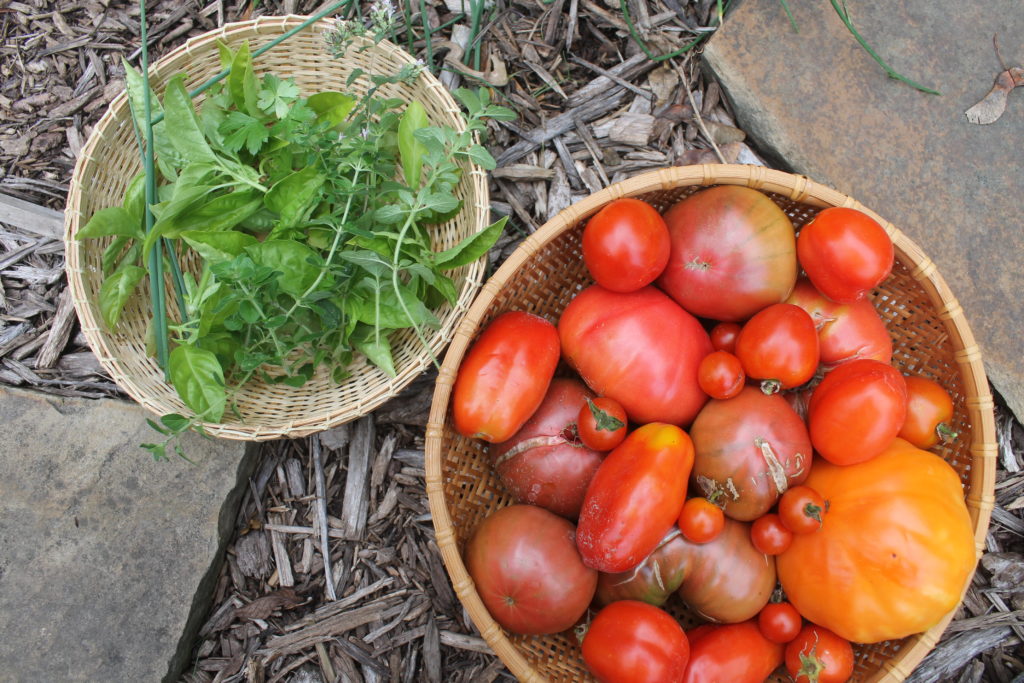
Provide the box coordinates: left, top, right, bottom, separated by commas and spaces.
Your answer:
777, 438, 976, 644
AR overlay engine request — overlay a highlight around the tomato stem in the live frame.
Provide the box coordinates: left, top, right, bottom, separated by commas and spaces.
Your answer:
937, 422, 959, 443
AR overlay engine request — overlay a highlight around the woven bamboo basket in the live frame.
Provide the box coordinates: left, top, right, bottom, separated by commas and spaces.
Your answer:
425, 164, 997, 682
63, 16, 490, 440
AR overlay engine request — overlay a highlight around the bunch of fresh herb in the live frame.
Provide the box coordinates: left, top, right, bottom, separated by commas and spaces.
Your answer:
78, 26, 513, 459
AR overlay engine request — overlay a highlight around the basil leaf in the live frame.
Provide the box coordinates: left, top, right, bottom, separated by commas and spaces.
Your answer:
122, 59, 187, 172
308, 91, 356, 129
168, 344, 226, 421
352, 325, 397, 377
123, 172, 147, 221
398, 100, 428, 188
76, 206, 142, 240
163, 75, 218, 165
434, 216, 507, 270
181, 230, 259, 263
101, 236, 131, 276
248, 239, 324, 297
145, 189, 262, 257
264, 166, 325, 230
98, 264, 146, 329
227, 40, 260, 116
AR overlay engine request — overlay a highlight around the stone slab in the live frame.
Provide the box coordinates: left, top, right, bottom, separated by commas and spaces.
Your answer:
0, 386, 258, 682
704, 0, 1024, 418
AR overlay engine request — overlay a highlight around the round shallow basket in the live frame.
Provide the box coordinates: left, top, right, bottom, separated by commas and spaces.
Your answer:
63, 15, 489, 440
425, 165, 997, 682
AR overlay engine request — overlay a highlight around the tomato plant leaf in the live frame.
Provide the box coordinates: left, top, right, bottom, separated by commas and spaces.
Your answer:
168, 344, 226, 421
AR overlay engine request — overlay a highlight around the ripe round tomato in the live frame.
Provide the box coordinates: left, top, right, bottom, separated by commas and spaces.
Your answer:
808, 358, 907, 465
678, 497, 725, 544
797, 207, 894, 304
709, 321, 742, 353
899, 375, 958, 448
758, 601, 803, 644
697, 351, 745, 400
490, 378, 605, 519
657, 185, 798, 322
577, 397, 628, 451
559, 284, 713, 426
785, 625, 854, 683
464, 504, 597, 635
778, 485, 827, 535
682, 620, 784, 683
582, 198, 671, 293
453, 311, 560, 442
582, 600, 689, 683
576, 423, 693, 573
735, 303, 819, 392
750, 513, 793, 555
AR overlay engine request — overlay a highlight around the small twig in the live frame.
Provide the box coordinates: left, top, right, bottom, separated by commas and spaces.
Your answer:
569, 54, 656, 101
310, 435, 337, 601
675, 58, 727, 164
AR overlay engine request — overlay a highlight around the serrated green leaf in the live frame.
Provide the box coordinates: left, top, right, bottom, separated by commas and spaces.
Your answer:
220, 111, 270, 155
98, 264, 146, 329
465, 144, 496, 170
168, 344, 226, 421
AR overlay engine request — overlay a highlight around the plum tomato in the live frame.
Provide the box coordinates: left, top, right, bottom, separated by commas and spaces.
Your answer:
899, 375, 958, 448
758, 601, 803, 644
453, 311, 560, 443
464, 504, 597, 635
582, 600, 690, 683
751, 513, 793, 555
577, 397, 628, 452
682, 620, 784, 683
797, 207, 894, 304
778, 485, 827, 535
697, 351, 746, 400
678, 497, 726, 544
785, 624, 855, 683
735, 303, 819, 393
709, 321, 742, 354
582, 198, 671, 293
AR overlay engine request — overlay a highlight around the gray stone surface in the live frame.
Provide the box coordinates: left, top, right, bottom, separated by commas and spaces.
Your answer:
705, 0, 1024, 418
0, 386, 258, 682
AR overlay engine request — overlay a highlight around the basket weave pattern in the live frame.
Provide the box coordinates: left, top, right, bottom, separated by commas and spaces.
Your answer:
426, 165, 996, 682
63, 16, 490, 440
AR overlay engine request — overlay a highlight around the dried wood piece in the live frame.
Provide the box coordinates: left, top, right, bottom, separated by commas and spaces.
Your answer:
423, 617, 442, 683
553, 137, 584, 190
907, 628, 1019, 682
236, 588, 304, 621
546, 164, 572, 222
310, 435, 336, 601
341, 415, 375, 541
259, 599, 405, 659
491, 165, 555, 181
567, 53, 655, 108
609, 112, 655, 147
0, 193, 63, 239
439, 630, 493, 654
34, 286, 75, 369
269, 516, 295, 588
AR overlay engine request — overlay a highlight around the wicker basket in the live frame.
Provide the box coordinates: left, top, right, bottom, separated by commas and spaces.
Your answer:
425, 165, 997, 682
63, 16, 490, 440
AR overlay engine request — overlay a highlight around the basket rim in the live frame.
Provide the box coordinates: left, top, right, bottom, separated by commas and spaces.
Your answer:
63, 15, 491, 440
424, 163, 998, 682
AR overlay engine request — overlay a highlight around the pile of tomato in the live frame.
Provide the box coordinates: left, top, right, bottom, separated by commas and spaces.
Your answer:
450, 186, 977, 683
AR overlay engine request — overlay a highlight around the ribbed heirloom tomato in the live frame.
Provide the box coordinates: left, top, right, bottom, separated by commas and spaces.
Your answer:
581, 198, 671, 292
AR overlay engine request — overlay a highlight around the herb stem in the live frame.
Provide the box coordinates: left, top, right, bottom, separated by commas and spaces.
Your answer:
419, 0, 434, 73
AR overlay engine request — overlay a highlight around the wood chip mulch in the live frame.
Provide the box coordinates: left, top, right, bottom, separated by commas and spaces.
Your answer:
2, 1, 1023, 681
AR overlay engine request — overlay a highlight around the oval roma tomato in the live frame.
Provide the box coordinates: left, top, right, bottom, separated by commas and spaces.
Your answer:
697, 351, 745, 400
682, 620, 784, 683
796, 207, 894, 304
785, 624, 854, 683
777, 438, 976, 643
490, 378, 605, 519
735, 303, 819, 392
465, 504, 597, 635
657, 185, 798, 322
709, 321, 742, 353
678, 497, 726, 544
778, 485, 827, 535
582, 600, 689, 683
900, 375, 958, 448
453, 311, 560, 442
582, 198, 671, 293
758, 601, 803, 644
750, 513, 793, 555
785, 277, 892, 368
559, 284, 713, 426
808, 358, 907, 465
577, 423, 693, 573
577, 397, 628, 452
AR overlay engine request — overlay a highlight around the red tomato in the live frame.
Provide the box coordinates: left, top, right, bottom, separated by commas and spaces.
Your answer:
678, 497, 725, 544
582, 198, 671, 292
577, 397, 628, 451
758, 601, 803, 644
453, 311, 560, 442
785, 624, 855, 683
658, 185, 798, 322
559, 285, 713, 426
797, 207, 894, 304
682, 620, 784, 683
582, 600, 690, 683
464, 505, 597, 635
750, 513, 793, 555
808, 358, 908, 465
899, 375, 958, 448
785, 277, 892, 367
778, 485, 827, 535
709, 321, 742, 353
735, 303, 819, 392
697, 351, 745, 400
577, 423, 694, 573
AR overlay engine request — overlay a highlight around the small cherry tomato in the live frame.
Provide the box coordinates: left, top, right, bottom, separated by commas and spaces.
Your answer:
582, 600, 690, 683
582, 198, 671, 293
785, 624, 855, 683
577, 397, 628, 451
735, 303, 820, 393
758, 601, 803, 644
778, 485, 827, 535
750, 513, 793, 555
899, 375, 958, 448
709, 322, 742, 354
797, 207, 894, 304
697, 351, 746, 400
678, 497, 726, 544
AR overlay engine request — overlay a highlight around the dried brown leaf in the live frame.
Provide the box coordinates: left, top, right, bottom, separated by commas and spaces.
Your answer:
965, 67, 1024, 125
